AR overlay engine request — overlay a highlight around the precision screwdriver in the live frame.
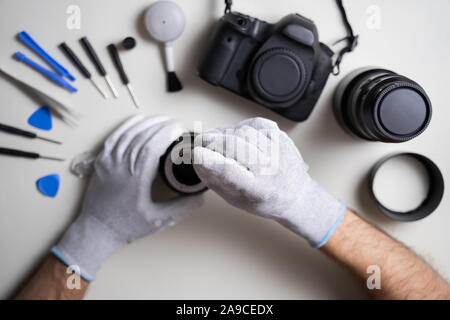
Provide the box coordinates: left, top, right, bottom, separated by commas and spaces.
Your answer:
80, 37, 119, 98
0, 123, 62, 145
107, 44, 140, 108
0, 147, 64, 161
59, 42, 108, 99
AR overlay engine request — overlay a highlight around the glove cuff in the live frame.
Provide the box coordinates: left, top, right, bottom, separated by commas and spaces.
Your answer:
279, 176, 347, 248
52, 213, 124, 281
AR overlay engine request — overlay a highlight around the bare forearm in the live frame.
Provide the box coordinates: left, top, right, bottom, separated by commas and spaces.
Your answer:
14, 255, 89, 300
322, 210, 450, 300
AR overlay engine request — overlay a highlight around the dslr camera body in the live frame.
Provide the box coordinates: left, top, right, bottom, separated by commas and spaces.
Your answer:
198, 11, 334, 122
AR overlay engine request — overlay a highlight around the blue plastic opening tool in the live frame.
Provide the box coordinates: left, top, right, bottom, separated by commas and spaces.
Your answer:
18, 31, 75, 81
36, 174, 60, 198
28, 106, 53, 131
80, 37, 119, 98
59, 42, 108, 98
15, 52, 78, 93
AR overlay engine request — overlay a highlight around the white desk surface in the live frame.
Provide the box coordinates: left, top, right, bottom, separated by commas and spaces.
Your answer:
0, 0, 449, 299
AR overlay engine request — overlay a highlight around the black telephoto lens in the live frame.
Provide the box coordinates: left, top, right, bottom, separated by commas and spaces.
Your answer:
159, 132, 208, 195
334, 67, 432, 143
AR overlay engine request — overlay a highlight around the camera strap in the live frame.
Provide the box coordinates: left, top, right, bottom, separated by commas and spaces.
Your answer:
223, 0, 358, 75
225, 0, 232, 13
332, 0, 358, 75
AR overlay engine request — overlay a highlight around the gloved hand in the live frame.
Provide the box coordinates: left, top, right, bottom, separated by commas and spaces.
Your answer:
193, 117, 346, 248
52, 115, 203, 281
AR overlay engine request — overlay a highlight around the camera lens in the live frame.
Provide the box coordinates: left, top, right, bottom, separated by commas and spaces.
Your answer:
334, 67, 432, 143
159, 133, 208, 195
172, 160, 202, 186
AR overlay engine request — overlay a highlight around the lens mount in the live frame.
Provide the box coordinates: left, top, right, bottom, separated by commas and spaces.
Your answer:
250, 48, 307, 106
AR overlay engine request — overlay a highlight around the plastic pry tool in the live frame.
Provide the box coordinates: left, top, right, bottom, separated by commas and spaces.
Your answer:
36, 174, 60, 198
14, 52, 77, 93
18, 31, 75, 81
28, 106, 53, 131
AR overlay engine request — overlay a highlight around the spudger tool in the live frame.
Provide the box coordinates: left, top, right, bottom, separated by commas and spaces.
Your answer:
14, 52, 77, 93
18, 31, 75, 81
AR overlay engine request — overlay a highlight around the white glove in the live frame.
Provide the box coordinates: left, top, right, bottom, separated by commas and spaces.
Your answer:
52, 115, 204, 281
193, 117, 346, 248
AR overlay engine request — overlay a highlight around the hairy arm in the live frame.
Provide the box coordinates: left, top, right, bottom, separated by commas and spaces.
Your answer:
14, 116, 202, 300
14, 255, 89, 300
322, 210, 450, 300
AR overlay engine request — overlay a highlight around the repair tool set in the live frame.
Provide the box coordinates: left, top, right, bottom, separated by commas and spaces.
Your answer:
0, 27, 142, 196
0, 0, 444, 218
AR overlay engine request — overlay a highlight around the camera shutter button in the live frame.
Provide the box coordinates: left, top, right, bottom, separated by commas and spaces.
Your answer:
251, 48, 307, 104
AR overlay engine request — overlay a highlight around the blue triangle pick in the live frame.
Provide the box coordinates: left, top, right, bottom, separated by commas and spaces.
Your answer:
36, 174, 60, 198
28, 106, 52, 131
